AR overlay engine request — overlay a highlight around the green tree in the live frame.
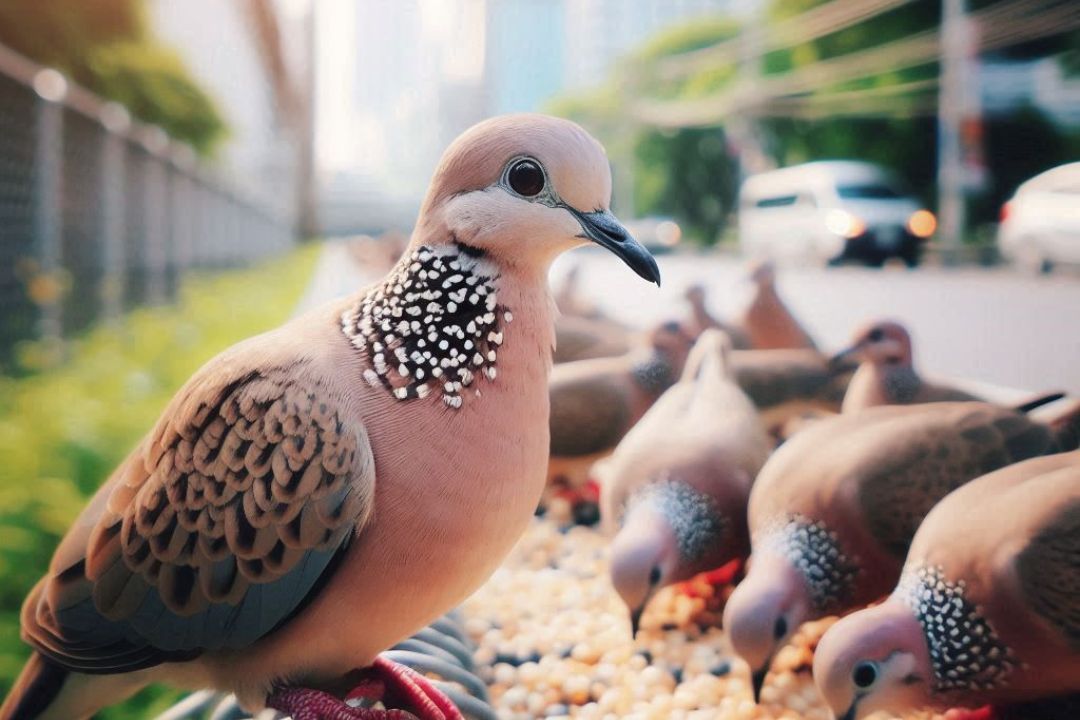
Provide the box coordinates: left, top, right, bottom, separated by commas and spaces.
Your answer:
0, 0, 226, 155
550, 19, 743, 244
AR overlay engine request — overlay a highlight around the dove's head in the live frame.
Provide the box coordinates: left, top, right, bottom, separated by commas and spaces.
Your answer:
831, 320, 913, 369
609, 481, 729, 638
608, 500, 677, 639
417, 113, 660, 285
813, 600, 932, 720
723, 552, 813, 702
647, 321, 697, 372
747, 258, 776, 287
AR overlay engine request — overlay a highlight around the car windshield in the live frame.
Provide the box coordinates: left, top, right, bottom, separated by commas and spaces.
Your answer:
837, 183, 902, 200
754, 195, 798, 208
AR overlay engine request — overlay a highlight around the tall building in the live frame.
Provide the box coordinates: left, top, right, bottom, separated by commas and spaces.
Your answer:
483, 0, 566, 115
315, 0, 488, 232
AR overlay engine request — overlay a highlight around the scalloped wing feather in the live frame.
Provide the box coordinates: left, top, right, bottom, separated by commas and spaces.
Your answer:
21, 361, 374, 673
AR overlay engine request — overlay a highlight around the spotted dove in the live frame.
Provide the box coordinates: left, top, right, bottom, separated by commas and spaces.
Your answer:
833, 319, 980, 412
0, 114, 660, 720
814, 449, 1080, 720
597, 330, 772, 634
683, 284, 751, 349
736, 260, 817, 351
722, 400, 1080, 703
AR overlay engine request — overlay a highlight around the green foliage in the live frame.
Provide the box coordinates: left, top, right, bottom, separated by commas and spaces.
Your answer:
635, 16, 742, 61
763, 116, 939, 205
628, 18, 742, 100
0, 0, 143, 71
972, 107, 1072, 221
547, 19, 744, 243
89, 41, 228, 155
0, 0, 227, 155
0, 245, 318, 719
635, 127, 738, 244
551, 0, 1080, 240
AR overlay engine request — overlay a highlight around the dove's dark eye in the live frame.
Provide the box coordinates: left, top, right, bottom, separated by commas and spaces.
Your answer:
867, 328, 885, 342
508, 159, 545, 197
853, 661, 878, 689
648, 566, 661, 586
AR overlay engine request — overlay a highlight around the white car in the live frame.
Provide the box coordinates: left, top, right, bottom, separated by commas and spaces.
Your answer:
738, 161, 936, 267
998, 162, 1080, 273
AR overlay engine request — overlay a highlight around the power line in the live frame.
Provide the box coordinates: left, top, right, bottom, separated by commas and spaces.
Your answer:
653, 0, 917, 80
630, 0, 1079, 128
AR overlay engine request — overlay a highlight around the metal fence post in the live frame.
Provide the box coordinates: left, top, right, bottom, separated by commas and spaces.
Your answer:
170, 146, 197, 288
31, 69, 66, 350
141, 127, 169, 305
99, 103, 129, 322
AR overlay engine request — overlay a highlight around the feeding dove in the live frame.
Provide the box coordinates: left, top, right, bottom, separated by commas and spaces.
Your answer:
722, 400, 1080, 703
814, 449, 1080, 720
597, 330, 771, 635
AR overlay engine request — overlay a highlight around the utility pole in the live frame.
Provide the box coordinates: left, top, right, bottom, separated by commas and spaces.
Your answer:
730, 3, 770, 185
938, 0, 982, 264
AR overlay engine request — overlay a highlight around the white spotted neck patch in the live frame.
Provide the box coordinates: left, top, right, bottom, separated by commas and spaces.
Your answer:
341, 244, 511, 409
757, 515, 861, 612
897, 563, 1016, 694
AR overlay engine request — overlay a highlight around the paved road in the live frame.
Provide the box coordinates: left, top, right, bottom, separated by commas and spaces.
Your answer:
299, 242, 1080, 396
552, 249, 1080, 396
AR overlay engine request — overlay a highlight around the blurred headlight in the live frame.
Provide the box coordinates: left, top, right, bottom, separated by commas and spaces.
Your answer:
656, 220, 681, 247
825, 209, 866, 238
907, 210, 936, 239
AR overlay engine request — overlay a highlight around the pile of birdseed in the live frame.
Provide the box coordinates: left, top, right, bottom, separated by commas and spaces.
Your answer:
461, 518, 941, 720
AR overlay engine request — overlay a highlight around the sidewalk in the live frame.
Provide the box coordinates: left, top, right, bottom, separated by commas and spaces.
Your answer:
292, 240, 378, 314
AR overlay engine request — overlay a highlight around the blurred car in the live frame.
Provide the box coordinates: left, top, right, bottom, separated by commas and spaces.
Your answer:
623, 216, 683, 254
738, 161, 936, 267
998, 162, 1080, 274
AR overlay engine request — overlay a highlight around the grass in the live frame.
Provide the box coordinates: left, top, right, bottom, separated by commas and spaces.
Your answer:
0, 243, 319, 719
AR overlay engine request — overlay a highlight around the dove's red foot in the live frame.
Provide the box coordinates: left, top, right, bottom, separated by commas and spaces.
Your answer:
267, 657, 464, 720
943, 705, 996, 720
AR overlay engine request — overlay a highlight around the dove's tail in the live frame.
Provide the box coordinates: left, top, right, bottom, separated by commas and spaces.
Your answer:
1, 653, 145, 720
1, 653, 68, 720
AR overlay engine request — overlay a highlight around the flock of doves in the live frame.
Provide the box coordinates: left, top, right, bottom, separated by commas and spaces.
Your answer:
546, 258, 1080, 720
0, 114, 1076, 720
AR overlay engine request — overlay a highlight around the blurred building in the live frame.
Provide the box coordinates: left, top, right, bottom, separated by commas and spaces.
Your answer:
316, 0, 488, 234
314, 0, 745, 234
483, 0, 565, 115
150, 0, 311, 228
981, 57, 1080, 126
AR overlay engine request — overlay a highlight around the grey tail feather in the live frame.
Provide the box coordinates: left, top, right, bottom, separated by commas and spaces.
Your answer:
1013, 391, 1066, 414
0, 653, 68, 720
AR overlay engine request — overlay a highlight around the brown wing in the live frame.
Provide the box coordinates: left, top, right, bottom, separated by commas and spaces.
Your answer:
859, 404, 1057, 560
549, 373, 632, 458
21, 361, 374, 673
732, 350, 850, 410
1016, 498, 1080, 651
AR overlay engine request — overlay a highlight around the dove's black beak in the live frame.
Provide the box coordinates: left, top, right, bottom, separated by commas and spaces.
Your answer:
828, 343, 862, 370
567, 206, 661, 286
630, 606, 643, 639
751, 666, 768, 703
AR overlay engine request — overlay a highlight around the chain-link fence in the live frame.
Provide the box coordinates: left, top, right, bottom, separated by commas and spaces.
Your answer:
0, 43, 295, 369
